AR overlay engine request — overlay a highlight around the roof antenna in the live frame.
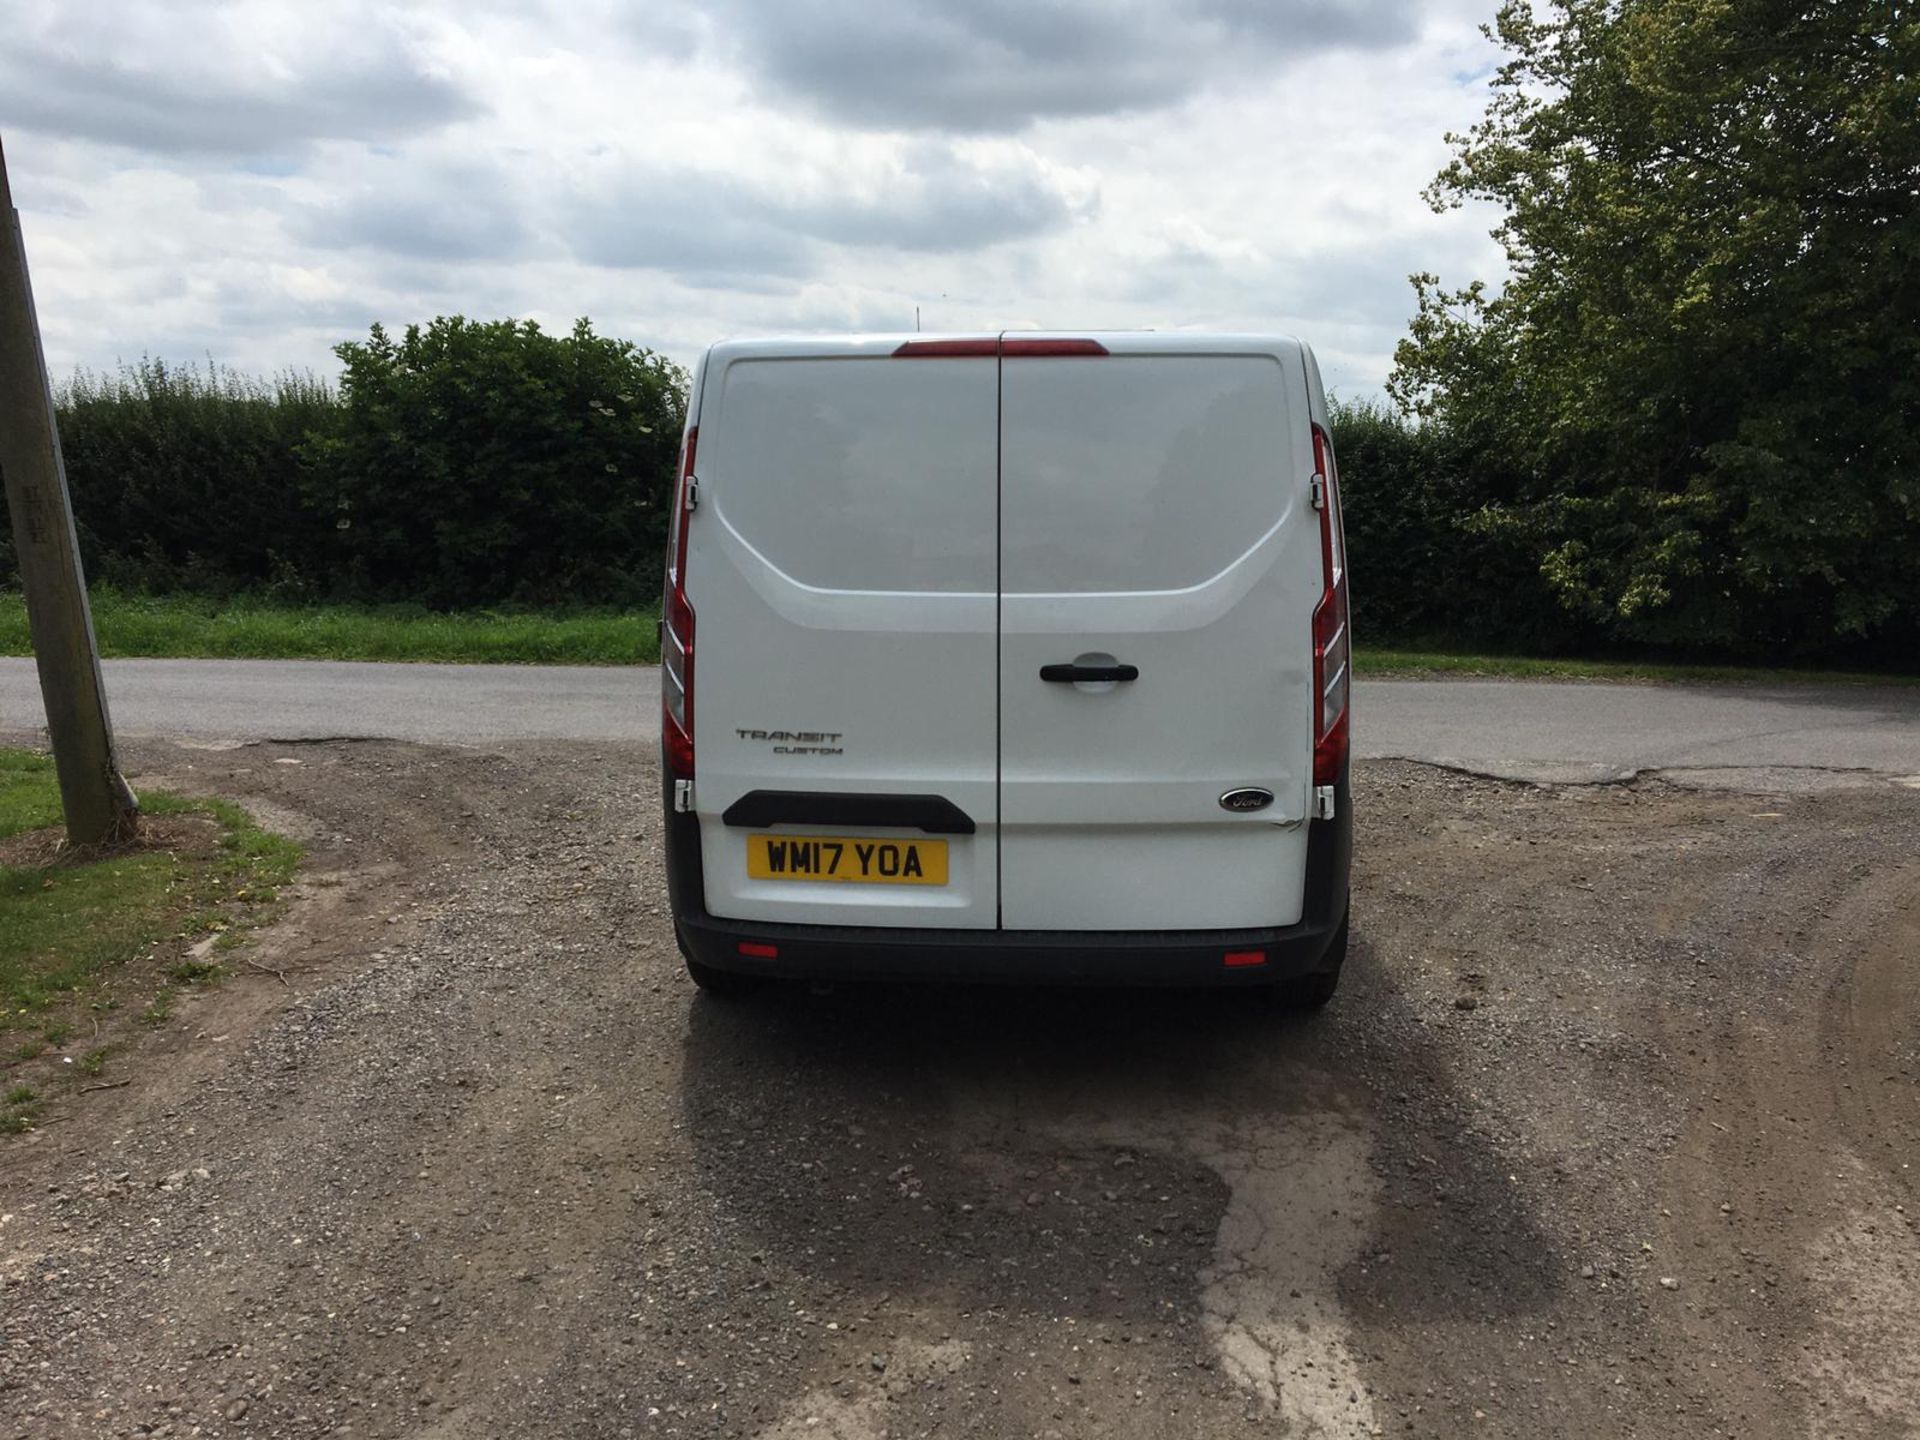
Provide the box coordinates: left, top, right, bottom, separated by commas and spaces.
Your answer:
915, 305, 921, 332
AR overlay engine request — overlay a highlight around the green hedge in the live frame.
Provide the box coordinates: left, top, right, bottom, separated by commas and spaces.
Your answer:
3, 318, 1908, 666
1329, 400, 1577, 653
6, 335, 1532, 642
2, 317, 684, 611
50, 360, 338, 598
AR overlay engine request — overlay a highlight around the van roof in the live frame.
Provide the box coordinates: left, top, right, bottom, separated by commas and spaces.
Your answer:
703, 332, 1308, 363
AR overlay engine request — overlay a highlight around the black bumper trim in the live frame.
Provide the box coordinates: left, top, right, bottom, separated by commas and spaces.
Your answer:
674, 910, 1344, 985
721, 789, 975, 834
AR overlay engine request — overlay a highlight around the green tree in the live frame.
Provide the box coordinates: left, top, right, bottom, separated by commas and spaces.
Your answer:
307, 317, 685, 607
1392, 0, 1920, 657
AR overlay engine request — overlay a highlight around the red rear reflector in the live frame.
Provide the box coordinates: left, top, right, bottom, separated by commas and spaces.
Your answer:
1224, 950, 1268, 968
1001, 337, 1108, 356
737, 942, 778, 959
892, 338, 999, 357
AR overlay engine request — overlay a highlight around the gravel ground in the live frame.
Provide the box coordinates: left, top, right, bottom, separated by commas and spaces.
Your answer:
2, 740, 1916, 1439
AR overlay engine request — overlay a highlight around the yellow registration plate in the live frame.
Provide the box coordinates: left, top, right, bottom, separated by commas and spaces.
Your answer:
747, 834, 949, 886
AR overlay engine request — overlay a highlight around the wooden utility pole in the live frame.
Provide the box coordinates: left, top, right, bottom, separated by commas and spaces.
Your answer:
0, 135, 138, 845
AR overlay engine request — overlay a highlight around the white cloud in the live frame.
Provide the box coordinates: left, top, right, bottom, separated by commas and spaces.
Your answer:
0, 0, 1509, 400
561, 141, 1094, 283
693, 0, 1426, 132
0, 1, 477, 155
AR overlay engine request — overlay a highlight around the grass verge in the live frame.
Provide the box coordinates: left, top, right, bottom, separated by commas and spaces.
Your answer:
1, 748, 300, 1133
1352, 647, 1920, 686
1, 591, 1913, 685
0, 590, 660, 665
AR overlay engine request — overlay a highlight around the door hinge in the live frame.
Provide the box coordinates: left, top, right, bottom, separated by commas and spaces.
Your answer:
1312, 784, 1336, 821
1309, 475, 1327, 510
673, 779, 695, 813
684, 476, 700, 511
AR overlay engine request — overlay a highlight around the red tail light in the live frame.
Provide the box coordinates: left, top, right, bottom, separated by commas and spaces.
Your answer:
662, 425, 697, 777
1310, 422, 1350, 788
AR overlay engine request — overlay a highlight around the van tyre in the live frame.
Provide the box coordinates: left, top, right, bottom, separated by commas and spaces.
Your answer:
675, 922, 764, 999
1278, 909, 1348, 1010
684, 955, 765, 1000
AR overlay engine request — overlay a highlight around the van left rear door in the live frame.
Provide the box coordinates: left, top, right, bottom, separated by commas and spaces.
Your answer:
688, 340, 1000, 928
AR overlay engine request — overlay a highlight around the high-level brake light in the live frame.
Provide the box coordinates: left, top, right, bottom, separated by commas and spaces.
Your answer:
892, 336, 1109, 358
1001, 337, 1109, 356
892, 337, 1000, 357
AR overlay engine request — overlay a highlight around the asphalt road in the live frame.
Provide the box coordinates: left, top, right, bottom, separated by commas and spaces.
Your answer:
3, 655, 1919, 782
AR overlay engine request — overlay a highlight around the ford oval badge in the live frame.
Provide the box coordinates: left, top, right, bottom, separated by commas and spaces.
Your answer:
1218, 787, 1274, 813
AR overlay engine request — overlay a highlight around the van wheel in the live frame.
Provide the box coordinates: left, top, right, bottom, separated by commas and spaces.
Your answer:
1278, 910, 1348, 1010
1280, 967, 1341, 1010
684, 956, 764, 1000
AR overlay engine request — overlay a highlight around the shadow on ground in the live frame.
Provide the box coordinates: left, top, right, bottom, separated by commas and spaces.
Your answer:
674, 940, 1565, 1375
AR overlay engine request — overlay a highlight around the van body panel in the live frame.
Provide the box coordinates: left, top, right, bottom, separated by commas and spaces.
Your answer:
997, 339, 1320, 930
688, 344, 999, 927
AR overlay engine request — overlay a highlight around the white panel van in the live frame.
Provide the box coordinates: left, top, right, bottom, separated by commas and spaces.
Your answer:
661, 333, 1352, 1004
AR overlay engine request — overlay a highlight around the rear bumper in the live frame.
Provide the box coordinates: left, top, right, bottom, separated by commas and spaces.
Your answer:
662, 765, 1351, 987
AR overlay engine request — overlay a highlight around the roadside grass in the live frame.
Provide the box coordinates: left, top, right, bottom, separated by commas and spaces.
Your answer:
2, 590, 1913, 686
0, 590, 660, 666
1352, 647, 1920, 687
0, 746, 66, 835
1, 1080, 39, 1134
1, 748, 299, 1132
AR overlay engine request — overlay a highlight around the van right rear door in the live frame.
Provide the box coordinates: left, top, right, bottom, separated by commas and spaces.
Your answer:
996, 335, 1323, 932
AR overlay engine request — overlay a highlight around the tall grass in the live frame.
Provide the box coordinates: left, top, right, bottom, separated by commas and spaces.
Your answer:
0, 590, 660, 665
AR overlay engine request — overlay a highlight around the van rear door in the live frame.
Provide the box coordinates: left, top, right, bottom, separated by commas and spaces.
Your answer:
688, 340, 999, 928
997, 336, 1321, 931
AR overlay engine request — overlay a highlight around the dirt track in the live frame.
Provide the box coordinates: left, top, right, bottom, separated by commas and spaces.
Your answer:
2, 740, 1916, 1439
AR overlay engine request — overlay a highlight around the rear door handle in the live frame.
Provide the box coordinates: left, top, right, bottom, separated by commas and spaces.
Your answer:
1040, 663, 1138, 683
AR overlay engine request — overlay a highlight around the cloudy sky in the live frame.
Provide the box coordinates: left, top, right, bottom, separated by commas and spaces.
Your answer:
1, 0, 1508, 401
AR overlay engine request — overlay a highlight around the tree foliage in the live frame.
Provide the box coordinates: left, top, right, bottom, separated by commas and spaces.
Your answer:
305, 317, 685, 607
1392, 0, 1920, 655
